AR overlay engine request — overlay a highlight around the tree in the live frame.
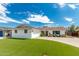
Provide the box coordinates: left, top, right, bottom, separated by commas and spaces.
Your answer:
67, 25, 76, 36
67, 25, 79, 36
68, 25, 75, 32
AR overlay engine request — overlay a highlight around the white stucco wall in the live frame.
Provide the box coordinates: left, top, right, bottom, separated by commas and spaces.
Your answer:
31, 29, 40, 38
40, 30, 65, 36
12, 29, 41, 38
12, 29, 66, 38
49, 30, 65, 35
60, 30, 65, 35
49, 30, 53, 34
12, 29, 32, 38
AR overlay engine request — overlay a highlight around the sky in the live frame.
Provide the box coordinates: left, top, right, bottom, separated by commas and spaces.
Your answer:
0, 3, 79, 28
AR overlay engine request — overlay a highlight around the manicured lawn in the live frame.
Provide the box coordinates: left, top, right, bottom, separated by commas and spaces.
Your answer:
0, 38, 79, 56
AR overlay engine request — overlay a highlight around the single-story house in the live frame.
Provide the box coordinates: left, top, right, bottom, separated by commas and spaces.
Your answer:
0, 24, 66, 39
11, 24, 66, 38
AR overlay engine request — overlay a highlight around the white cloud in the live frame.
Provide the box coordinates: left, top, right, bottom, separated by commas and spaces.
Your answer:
0, 16, 22, 23
22, 20, 30, 24
27, 14, 54, 24
44, 23, 59, 27
6, 17, 21, 23
64, 17, 73, 22
68, 4, 77, 9
58, 3, 77, 10
0, 3, 22, 24
0, 3, 7, 17
64, 17, 76, 26
58, 3, 65, 8
0, 20, 8, 23
70, 21, 75, 24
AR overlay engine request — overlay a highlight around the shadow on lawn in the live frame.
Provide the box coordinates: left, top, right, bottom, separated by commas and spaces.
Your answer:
10, 38, 31, 40
10, 38, 45, 40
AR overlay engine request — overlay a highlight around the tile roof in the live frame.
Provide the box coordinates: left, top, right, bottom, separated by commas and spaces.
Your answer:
16, 24, 32, 29
39, 26, 66, 31
0, 27, 13, 30
15, 24, 66, 31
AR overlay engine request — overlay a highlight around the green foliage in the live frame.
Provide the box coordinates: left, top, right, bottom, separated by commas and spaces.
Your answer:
67, 25, 79, 36
68, 24, 75, 32
68, 24, 79, 32
40, 31, 45, 36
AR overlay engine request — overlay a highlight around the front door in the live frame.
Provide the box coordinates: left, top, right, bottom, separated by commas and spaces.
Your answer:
45, 31, 48, 36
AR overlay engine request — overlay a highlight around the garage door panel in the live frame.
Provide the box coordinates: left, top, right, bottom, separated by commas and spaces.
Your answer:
0, 31, 3, 37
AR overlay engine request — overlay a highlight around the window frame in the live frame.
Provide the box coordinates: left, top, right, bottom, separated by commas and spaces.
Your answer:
24, 29, 28, 33
15, 30, 17, 33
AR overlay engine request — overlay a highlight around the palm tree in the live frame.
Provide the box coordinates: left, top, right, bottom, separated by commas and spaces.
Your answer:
67, 25, 76, 36
67, 25, 79, 36
68, 25, 75, 32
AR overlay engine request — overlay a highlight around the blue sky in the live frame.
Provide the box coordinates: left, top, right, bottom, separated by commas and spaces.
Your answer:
0, 3, 79, 28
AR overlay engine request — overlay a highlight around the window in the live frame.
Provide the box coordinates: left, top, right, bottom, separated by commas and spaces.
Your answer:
24, 30, 27, 33
53, 31, 60, 37
40, 31, 45, 36
15, 30, 17, 33
41, 31, 44, 34
46, 31, 48, 36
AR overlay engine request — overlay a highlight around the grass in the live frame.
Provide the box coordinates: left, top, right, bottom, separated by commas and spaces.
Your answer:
0, 38, 79, 56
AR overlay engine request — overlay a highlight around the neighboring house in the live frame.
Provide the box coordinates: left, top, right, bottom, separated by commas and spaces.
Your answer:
0, 27, 12, 39
0, 24, 66, 39
39, 26, 66, 37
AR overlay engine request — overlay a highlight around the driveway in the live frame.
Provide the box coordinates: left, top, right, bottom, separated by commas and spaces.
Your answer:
39, 37, 79, 48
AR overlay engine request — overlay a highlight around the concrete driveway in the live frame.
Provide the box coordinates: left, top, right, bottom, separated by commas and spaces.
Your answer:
39, 37, 79, 48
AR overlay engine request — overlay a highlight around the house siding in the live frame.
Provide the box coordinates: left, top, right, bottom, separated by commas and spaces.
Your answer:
12, 29, 32, 38
60, 30, 65, 35
12, 29, 66, 38
41, 30, 65, 36
31, 29, 40, 38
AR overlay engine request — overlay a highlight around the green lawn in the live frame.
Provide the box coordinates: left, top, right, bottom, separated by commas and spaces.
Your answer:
0, 38, 79, 56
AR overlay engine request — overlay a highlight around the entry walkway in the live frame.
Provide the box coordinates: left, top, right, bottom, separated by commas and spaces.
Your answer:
39, 37, 79, 48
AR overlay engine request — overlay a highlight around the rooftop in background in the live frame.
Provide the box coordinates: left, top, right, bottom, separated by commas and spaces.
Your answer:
0, 27, 13, 30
